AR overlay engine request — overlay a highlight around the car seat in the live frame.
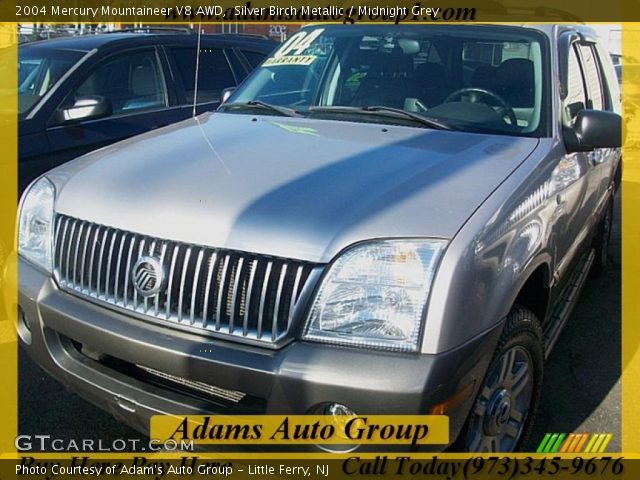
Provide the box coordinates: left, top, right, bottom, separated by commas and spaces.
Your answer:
350, 47, 420, 109
414, 62, 449, 107
122, 59, 162, 111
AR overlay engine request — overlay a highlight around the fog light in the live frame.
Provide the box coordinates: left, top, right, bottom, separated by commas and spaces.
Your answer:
17, 306, 32, 345
308, 402, 359, 453
314, 402, 355, 416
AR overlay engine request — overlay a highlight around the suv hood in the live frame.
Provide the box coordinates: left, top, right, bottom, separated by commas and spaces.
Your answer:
52, 113, 539, 263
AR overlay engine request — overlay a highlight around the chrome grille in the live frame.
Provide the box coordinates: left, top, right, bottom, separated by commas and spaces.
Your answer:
53, 215, 315, 344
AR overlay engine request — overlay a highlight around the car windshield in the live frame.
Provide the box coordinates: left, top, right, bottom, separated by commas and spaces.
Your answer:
225, 25, 548, 136
18, 48, 85, 116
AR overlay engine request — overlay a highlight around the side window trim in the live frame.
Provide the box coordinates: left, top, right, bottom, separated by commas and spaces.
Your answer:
167, 45, 238, 106
562, 42, 589, 127
558, 31, 581, 101
576, 42, 604, 111
572, 43, 589, 105
588, 43, 613, 111
162, 43, 191, 105
235, 48, 254, 72
223, 47, 244, 85
157, 45, 182, 108
237, 48, 267, 71
27, 48, 97, 121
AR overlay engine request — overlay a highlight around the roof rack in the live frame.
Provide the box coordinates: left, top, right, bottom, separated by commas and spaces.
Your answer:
107, 27, 195, 35
208, 33, 271, 40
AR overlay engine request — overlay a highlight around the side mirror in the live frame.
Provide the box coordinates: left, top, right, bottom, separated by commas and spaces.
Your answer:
221, 87, 236, 104
58, 96, 112, 124
564, 110, 622, 152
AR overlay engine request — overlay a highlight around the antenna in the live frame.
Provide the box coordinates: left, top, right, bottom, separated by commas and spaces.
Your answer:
192, 23, 202, 117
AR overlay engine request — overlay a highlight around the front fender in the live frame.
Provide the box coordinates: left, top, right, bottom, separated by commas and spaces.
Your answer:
422, 139, 560, 355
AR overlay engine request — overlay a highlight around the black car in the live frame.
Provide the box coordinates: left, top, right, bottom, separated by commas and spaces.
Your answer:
18, 31, 277, 192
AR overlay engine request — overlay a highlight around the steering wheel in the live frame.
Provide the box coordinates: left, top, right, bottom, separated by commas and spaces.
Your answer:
444, 87, 517, 126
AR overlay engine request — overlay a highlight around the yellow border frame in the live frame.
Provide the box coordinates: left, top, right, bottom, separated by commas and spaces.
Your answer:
1, 21, 637, 461
0, 21, 17, 456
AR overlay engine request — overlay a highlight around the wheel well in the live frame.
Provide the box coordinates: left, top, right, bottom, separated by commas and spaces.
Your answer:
514, 265, 550, 322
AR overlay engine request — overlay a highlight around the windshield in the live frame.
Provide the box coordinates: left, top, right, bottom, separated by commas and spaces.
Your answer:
226, 25, 548, 136
18, 48, 84, 116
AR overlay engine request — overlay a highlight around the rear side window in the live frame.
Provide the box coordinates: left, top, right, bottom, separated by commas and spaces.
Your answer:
578, 44, 605, 110
72, 49, 167, 116
565, 45, 587, 124
241, 50, 267, 69
169, 47, 236, 104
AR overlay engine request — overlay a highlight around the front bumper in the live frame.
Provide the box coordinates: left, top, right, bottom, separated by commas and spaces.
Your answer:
18, 257, 502, 448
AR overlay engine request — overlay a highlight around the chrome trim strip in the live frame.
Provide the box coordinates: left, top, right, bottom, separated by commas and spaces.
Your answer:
114, 232, 127, 303
288, 265, 304, 330
215, 255, 231, 331
257, 261, 272, 340
272, 264, 288, 341
123, 234, 137, 307
190, 248, 204, 325
243, 259, 258, 336
229, 257, 244, 334
53, 215, 315, 345
201, 252, 218, 329
79, 223, 92, 290
165, 244, 179, 319
64, 220, 77, 282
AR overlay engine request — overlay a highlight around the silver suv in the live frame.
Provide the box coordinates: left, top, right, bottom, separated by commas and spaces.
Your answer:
17, 24, 621, 452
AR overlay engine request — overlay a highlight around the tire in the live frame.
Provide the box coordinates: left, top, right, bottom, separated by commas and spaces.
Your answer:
592, 198, 614, 276
459, 305, 543, 452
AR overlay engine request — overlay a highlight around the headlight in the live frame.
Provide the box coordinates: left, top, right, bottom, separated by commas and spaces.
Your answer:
18, 177, 55, 273
304, 239, 447, 352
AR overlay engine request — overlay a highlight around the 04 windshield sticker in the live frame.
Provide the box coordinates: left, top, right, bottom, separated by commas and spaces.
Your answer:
263, 28, 325, 67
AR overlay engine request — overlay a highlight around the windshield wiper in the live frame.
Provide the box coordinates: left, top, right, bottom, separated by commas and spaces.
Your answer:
308, 105, 450, 130
220, 100, 299, 117
366, 106, 451, 130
